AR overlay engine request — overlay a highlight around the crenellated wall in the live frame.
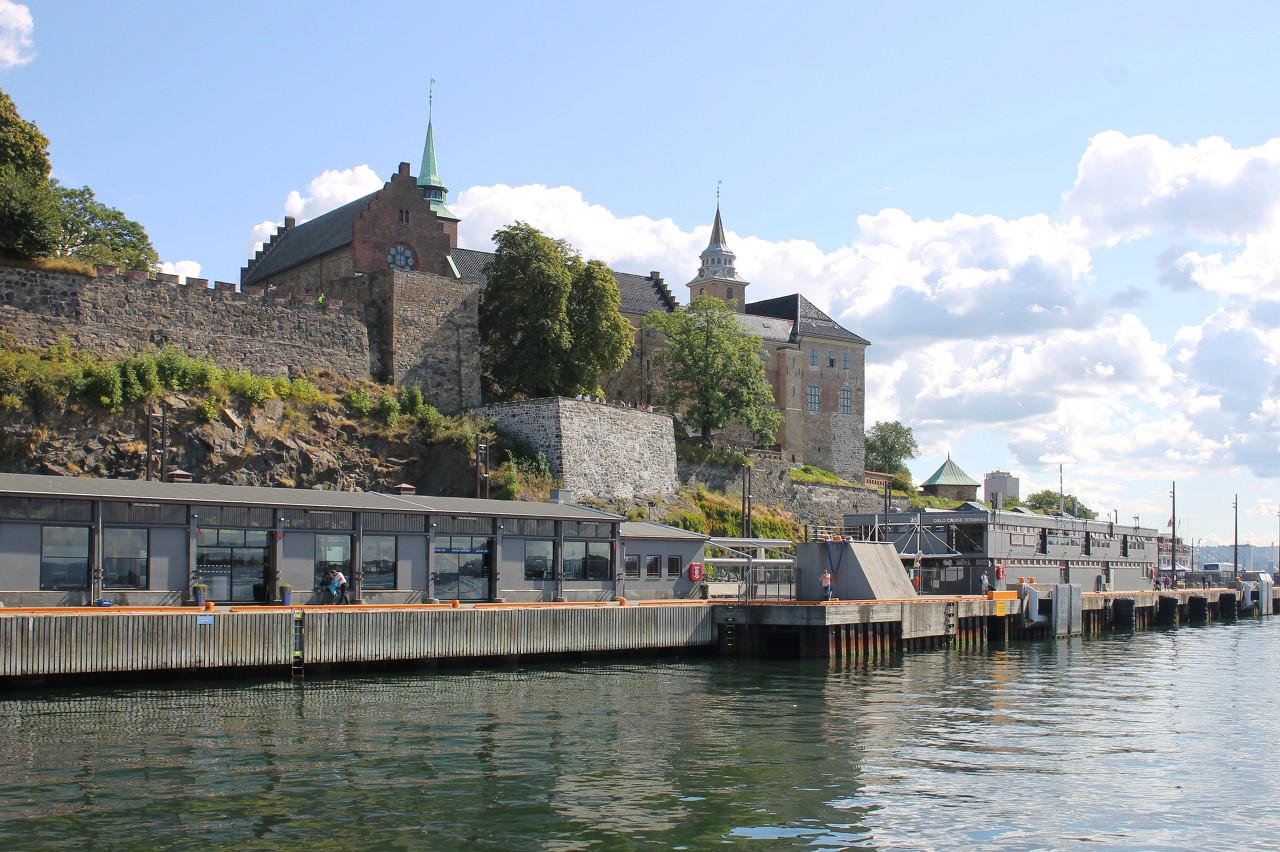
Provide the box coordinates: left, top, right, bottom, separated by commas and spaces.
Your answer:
0, 265, 372, 380
475, 397, 679, 500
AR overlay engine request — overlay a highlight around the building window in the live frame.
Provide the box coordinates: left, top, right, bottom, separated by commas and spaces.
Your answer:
842, 351, 850, 370
667, 555, 682, 578
198, 528, 271, 602
624, 554, 640, 579
564, 540, 611, 581
315, 534, 352, 591
827, 350, 835, 368
524, 539, 555, 581
646, 555, 661, 578
839, 386, 852, 415
700, 287, 706, 296
362, 535, 397, 590
40, 526, 89, 591
809, 348, 818, 366
103, 527, 148, 589
435, 534, 491, 600
807, 383, 820, 412
726, 287, 733, 300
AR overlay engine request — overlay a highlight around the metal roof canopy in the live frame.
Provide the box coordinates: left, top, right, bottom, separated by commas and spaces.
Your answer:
703, 536, 796, 566
0, 472, 620, 522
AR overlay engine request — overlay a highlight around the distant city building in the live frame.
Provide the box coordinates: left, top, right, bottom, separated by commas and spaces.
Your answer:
984, 469, 1020, 507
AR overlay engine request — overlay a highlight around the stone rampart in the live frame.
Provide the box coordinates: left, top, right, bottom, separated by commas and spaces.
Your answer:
476, 398, 678, 500
0, 265, 370, 380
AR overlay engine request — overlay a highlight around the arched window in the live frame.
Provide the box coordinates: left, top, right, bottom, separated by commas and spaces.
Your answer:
807, 384, 820, 412
726, 287, 733, 300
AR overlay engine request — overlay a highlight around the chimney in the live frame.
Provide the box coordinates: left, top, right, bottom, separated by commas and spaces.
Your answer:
168, 469, 193, 483
283, 216, 296, 229
392, 483, 416, 496
550, 488, 574, 504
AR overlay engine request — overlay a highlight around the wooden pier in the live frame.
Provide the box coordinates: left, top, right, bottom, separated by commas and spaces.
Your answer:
0, 586, 1274, 684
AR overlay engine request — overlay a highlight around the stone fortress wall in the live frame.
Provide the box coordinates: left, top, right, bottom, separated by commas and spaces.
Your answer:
475, 397, 679, 501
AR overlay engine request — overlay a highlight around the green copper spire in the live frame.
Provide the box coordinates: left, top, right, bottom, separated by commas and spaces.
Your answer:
417, 87, 458, 221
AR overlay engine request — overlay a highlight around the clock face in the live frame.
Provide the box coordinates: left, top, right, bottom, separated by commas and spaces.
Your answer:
387, 244, 416, 270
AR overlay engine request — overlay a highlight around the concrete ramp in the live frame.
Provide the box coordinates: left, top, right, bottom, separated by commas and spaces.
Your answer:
796, 541, 918, 601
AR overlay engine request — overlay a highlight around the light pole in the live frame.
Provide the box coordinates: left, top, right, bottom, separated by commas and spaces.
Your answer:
1233, 494, 1239, 581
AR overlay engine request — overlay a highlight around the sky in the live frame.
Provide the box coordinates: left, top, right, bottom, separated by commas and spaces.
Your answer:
3, 1, 1278, 548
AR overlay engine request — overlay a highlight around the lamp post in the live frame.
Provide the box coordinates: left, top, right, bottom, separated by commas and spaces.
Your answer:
1233, 494, 1239, 581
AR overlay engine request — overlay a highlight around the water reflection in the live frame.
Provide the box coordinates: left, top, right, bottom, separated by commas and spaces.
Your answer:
1, 620, 1278, 849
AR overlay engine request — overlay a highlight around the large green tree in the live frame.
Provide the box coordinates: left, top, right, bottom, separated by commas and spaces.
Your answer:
865, 420, 919, 491
51, 180, 159, 270
1024, 488, 1096, 519
0, 87, 58, 259
645, 295, 783, 445
479, 222, 632, 399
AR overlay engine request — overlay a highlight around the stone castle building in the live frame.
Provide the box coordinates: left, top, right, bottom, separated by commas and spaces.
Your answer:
237, 120, 872, 481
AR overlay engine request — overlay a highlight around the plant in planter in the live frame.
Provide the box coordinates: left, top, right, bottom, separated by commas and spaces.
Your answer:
279, 584, 293, 606
192, 583, 209, 606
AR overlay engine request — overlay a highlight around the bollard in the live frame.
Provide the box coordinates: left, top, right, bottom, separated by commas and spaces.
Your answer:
1111, 597, 1136, 629
1187, 595, 1209, 622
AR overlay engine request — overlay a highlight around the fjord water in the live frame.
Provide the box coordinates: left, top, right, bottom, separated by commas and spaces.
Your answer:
3, 620, 1279, 850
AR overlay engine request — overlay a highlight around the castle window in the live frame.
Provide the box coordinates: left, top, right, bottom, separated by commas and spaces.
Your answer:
807, 383, 820, 412
700, 287, 706, 296
726, 287, 733, 299
827, 350, 835, 368
842, 351, 850, 370
809, 348, 818, 367
399, 209, 409, 224
840, 386, 852, 415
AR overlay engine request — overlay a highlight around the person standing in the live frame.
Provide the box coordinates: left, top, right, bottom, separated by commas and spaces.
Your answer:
331, 569, 349, 604
819, 568, 833, 601
980, 570, 991, 593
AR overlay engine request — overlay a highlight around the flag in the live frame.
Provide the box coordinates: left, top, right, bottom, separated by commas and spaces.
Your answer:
1167, 518, 1173, 527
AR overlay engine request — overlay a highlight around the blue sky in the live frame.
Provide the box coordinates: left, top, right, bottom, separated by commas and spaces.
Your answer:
4, 1, 1278, 549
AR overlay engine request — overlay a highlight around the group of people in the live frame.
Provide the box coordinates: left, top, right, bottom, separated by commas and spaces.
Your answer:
319, 567, 348, 604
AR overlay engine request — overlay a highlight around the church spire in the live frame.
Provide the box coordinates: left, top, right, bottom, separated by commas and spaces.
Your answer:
686, 192, 748, 312
417, 80, 458, 221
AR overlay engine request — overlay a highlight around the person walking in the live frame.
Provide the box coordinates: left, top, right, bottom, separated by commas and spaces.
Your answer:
819, 568, 833, 601
331, 569, 349, 604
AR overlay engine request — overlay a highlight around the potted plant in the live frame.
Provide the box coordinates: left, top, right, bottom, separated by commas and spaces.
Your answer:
279, 584, 293, 606
192, 583, 208, 606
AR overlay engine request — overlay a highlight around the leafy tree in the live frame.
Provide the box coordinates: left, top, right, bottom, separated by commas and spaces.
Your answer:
645, 295, 783, 445
479, 222, 631, 399
0, 87, 58, 259
865, 421, 919, 490
1024, 489, 1096, 519
51, 180, 159, 270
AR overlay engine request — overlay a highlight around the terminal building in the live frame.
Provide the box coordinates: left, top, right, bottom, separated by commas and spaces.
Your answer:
840, 502, 1160, 595
0, 473, 708, 607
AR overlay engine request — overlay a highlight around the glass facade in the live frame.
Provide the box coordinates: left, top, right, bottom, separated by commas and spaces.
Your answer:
40, 526, 89, 591
198, 528, 271, 601
315, 534, 352, 593
523, 539, 554, 581
362, 535, 396, 590
434, 535, 491, 600
103, 527, 148, 589
563, 541, 611, 581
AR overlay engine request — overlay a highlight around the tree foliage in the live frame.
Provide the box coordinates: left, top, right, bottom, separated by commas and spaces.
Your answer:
865, 420, 919, 491
479, 222, 632, 400
1023, 488, 1096, 519
51, 180, 159, 270
645, 295, 783, 445
0, 87, 58, 259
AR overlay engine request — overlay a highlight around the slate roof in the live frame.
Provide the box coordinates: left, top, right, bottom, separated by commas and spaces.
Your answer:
746, 293, 869, 345
449, 247, 679, 317
920, 457, 980, 488
242, 192, 377, 287
735, 313, 797, 344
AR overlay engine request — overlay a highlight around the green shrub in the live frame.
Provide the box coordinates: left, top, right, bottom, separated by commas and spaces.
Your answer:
196, 395, 221, 422
80, 362, 123, 411
675, 442, 750, 468
415, 403, 446, 436
224, 370, 273, 406
790, 465, 851, 486
373, 392, 401, 426
342, 388, 372, 417
397, 386, 424, 414
286, 378, 323, 404
119, 355, 160, 405
663, 508, 709, 535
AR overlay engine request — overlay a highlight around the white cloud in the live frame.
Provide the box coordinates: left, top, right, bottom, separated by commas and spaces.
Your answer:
159, 260, 201, 284
1062, 131, 1280, 246
0, 0, 33, 67
247, 165, 383, 254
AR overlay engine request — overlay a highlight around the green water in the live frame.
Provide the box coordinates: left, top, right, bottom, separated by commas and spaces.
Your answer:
2, 619, 1279, 850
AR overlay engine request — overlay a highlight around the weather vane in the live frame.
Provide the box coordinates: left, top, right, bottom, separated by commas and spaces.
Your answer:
717, 179, 722, 207
429, 78, 436, 120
